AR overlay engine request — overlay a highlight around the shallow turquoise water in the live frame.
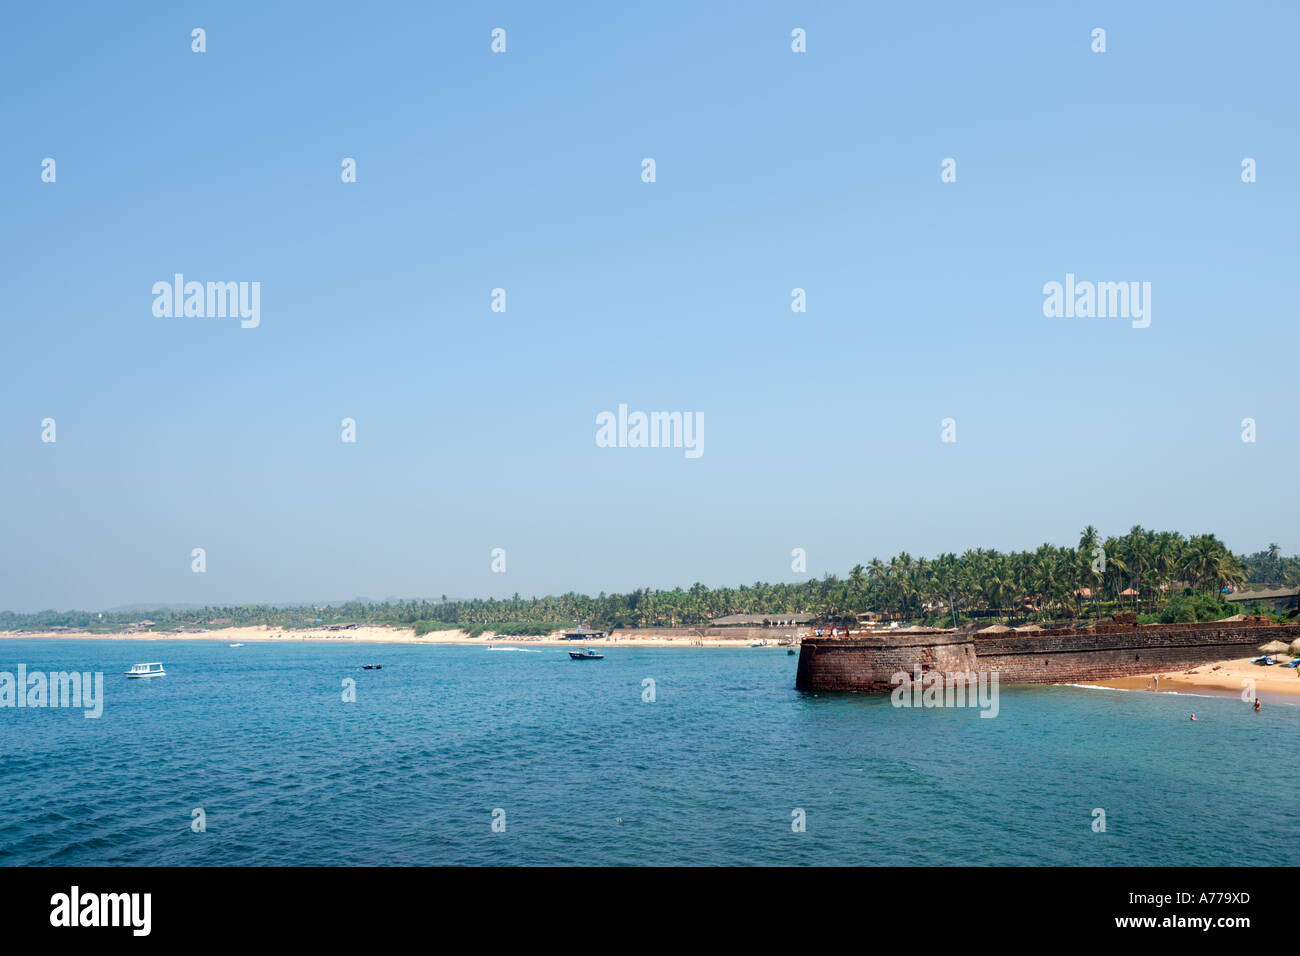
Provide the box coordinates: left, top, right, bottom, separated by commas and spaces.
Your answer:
1, 639, 1296, 865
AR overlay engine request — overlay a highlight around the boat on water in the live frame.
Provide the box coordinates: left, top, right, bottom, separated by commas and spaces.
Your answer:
568, 648, 604, 660
229, 643, 245, 648
124, 662, 165, 679
788, 648, 797, 655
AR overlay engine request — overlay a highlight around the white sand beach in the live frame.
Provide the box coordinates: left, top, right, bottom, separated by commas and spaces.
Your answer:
0, 625, 787, 648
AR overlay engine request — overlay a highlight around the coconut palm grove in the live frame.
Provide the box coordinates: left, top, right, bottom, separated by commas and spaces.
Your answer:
3, 529, 1296, 635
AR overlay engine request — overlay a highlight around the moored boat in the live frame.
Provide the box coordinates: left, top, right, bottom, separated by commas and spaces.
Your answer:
124, 662, 165, 679
568, 648, 604, 660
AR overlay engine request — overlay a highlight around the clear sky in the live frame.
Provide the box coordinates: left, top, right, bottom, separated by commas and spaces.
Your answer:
2, 2, 1296, 612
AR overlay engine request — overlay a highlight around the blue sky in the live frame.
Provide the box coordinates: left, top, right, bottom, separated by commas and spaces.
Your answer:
2, 1, 1296, 612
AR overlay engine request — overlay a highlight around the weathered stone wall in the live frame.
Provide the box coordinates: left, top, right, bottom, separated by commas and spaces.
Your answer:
971, 623, 1291, 683
796, 622, 1300, 692
795, 631, 976, 692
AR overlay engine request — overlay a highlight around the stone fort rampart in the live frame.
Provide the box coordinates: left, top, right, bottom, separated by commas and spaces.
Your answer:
795, 619, 1299, 692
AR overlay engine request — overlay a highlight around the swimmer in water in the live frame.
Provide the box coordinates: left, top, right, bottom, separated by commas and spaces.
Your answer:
1254, 698, 1261, 712
1189, 714, 1196, 721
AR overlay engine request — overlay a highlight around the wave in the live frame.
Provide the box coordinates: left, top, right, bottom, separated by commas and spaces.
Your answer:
1059, 683, 1296, 706
1061, 683, 1224, 700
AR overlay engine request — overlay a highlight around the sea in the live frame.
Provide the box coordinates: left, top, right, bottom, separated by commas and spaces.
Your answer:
2, 639, 1297, 866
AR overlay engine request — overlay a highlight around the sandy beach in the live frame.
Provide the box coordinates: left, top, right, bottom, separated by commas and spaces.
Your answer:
1084, 657, 1300, 701
0, 625, 785, 649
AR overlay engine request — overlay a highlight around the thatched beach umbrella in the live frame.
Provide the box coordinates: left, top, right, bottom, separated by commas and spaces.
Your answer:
1258, 640, 1291, 655
1290, 638, 1300, 656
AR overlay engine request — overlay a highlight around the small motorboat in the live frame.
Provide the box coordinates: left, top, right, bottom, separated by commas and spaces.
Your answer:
229, 643, 245, 648
361, 664, 384, 670
124, 662, 165, 679
568, 648, 604, 660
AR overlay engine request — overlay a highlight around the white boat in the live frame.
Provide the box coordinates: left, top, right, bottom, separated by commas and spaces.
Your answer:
124, 662, 165, 679
229, 643, 245, 648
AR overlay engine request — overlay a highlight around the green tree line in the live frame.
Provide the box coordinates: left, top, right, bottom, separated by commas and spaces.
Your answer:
3, 529, 1295, 633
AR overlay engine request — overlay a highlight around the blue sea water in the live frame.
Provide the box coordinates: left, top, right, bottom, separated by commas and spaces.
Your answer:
1, 639, 1297, 866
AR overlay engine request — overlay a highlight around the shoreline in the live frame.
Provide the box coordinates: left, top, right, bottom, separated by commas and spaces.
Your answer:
0, 625, 788, 649
1081, 657, 1300, 700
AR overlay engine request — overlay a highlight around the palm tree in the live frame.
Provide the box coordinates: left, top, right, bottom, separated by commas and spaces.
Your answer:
1180, 534, 1238, 595
1100, 537, 1130, 605
848, 564, 867, 606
